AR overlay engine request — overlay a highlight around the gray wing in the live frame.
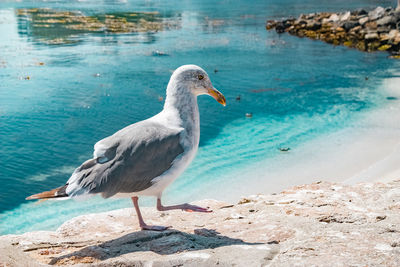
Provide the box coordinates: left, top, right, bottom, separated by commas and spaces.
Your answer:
66, 120, 184, 198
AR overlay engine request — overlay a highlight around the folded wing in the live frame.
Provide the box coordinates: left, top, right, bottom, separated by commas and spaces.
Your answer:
66, 120, 184, 198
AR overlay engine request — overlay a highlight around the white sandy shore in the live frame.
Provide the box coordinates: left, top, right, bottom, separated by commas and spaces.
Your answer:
261, 74, 400, 187
199, 74, 400, 201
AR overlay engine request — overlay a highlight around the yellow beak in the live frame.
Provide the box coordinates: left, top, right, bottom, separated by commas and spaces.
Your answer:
207, 87, 226, 106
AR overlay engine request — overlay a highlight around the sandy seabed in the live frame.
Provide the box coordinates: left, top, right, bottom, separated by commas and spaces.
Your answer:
202, 73, 400, 202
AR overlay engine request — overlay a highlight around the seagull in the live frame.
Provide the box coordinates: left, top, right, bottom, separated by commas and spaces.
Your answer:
26, 65, 226, 231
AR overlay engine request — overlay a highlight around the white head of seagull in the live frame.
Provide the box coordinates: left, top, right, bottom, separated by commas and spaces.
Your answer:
164, 65, 226, 110
26, 64, 226, 232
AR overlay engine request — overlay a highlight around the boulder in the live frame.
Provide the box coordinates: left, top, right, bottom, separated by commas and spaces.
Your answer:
340, 11, 351, 21
368, 6, 385, 21
356, 40, 367, 51
306, 21, 321, 31
376, 16, 396, 27
353, 8, 368, 16
349, 25, 362, 33
266, 20, 276, 30
335, 26, 345, 32
305, 30, 317, 39
359, 16, 369, 25
394, 10, 400, 21
365, 32, 379, 40
378, 44, 392, 50
297, 29, 306, 37
295, 20, 307, 28
367, 40, 382, 50
328, 13, 339, 22
377, 26, 390, 34
321, 18, 330, 24
282, 19, 294, 28
287, 25, 296, 34
385, 7, 393, 12
343, 40, 353, 47
380, 33, 390, 42
388, 29, 400, 39
365, 21, 378, 30
275, 22, 285, 33
305, 13, 316, 19
342, 21, 359, 31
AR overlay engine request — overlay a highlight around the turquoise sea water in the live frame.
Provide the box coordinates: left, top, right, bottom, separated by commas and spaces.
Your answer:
1, 0, 399, 235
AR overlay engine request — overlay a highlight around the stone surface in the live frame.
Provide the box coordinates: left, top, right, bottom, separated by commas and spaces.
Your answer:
369, 6, 385, 20
1, 180, 400, 266
359, 16, 369, 25
365, 32, 379, 39
377, 16, 396, 26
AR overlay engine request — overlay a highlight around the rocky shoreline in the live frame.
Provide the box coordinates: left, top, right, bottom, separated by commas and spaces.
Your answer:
266, 6, 400, 58
1, 180, 400, 266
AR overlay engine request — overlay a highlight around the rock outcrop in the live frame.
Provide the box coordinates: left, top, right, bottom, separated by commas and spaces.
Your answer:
1, 180, 400, 266
266, 6, 400, 58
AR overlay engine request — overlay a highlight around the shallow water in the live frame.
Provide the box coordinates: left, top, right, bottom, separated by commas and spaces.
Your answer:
0, 0, 399, 234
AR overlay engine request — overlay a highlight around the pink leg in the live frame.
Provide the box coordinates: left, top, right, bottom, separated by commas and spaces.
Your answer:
157, 198, 212, 213
131, 196, 170, 231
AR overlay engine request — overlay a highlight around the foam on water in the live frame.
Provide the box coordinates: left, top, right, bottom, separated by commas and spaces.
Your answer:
29, 165, 76, 182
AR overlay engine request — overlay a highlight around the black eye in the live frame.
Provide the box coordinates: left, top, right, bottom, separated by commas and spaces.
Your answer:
198, 74, 204, 80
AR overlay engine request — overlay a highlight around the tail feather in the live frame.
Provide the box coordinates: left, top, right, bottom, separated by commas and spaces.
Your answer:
26, 185, 68, 200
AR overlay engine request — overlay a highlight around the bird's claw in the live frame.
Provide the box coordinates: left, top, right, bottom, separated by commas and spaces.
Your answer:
182, 204, 212, 213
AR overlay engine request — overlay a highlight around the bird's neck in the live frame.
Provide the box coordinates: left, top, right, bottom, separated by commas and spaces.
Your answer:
162, 83, 200, 146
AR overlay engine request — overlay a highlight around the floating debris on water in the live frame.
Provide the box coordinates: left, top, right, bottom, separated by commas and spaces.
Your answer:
152, 50, 169, 56
236, 95, 241, 101
365, 76, 369, 80
158, 96, 164, 101
204, 17, 225, 28
214, 69, 218, 73
245, 113, 253, 118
